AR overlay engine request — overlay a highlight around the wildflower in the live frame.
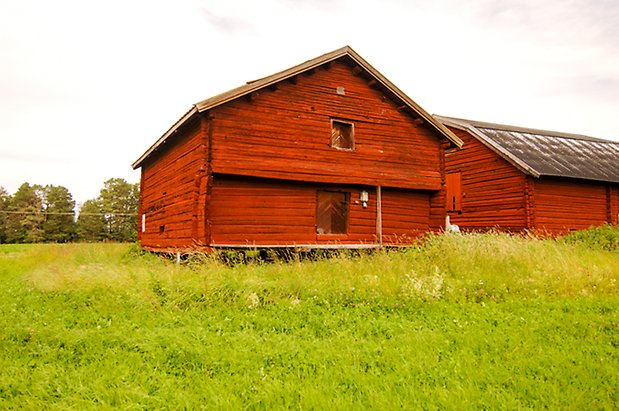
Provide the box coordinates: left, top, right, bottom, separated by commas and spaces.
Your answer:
402, 267, 444, 301
247, 293, 260, 308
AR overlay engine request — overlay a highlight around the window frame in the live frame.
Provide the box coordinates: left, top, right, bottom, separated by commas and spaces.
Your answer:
330, 119, 355, 151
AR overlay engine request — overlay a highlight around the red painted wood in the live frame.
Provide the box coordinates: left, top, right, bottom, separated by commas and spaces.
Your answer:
445, 172, 462, 211
207, 175, 429, 246
139, 118, 208, 249
137, 60, 448, 251
444, 126, 618, 235
208, 175, 375, 245
209, 62, 443, 191
533, 178, 611, 233
381, 188, 431, 243
444, 127, 527, 232
610, 184, 619, 225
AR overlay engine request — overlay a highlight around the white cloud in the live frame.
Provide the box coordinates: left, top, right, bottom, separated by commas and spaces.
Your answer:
0, 0, 617, 202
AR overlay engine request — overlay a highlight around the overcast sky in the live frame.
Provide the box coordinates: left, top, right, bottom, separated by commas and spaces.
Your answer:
1, 0, 618, 205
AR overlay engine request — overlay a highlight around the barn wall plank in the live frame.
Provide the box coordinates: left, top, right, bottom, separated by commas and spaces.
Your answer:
209, 61, 443, 191
139, 117, 208, 249
444, 127, 527, 231
610, 184, 619, 225
381, 188, 431, 243
533, 178, 612, 233
209, 175, 429, 246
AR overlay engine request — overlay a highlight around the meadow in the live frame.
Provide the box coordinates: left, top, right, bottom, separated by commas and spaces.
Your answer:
0, 229, 617, 409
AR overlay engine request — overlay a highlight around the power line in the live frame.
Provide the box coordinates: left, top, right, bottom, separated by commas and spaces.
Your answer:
0, 211, 135, 216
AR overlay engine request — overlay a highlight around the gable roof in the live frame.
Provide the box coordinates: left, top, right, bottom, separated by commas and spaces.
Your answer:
435, 115, 619, 184
132, 46, 462, 169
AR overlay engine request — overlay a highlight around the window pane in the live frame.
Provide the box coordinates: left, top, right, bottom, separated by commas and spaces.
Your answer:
316, 191, 349, 234
331, 120, 354, 150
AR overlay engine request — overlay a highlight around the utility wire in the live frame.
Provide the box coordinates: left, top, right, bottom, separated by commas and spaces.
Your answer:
0, 211, 135, 216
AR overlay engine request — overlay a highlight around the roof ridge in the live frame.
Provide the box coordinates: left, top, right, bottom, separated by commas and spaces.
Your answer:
132, 48, 464, 169
434, 114, 619, 184
434, 115, 616, 144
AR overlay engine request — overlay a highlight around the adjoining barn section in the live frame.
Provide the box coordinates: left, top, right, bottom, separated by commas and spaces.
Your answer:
132, 47, 463, 252
436, 116, 619, 234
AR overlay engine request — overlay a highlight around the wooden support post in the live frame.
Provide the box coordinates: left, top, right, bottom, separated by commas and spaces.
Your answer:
606, 184, 612, 224
524, 176, 536, 230
376, 185, 383, 246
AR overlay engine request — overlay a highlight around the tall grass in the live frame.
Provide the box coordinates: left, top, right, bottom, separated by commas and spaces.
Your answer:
0, 230, 618, 408
16, 231, 617, 309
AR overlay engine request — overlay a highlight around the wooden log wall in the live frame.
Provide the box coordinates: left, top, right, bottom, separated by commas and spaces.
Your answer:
209, 61, 443, 191
381, 188, 431, 243
208, 175, 377, 245
139, 118, 208, 249
428, 138, 450, 231
609, 184, 619, 225
208, 175, 430, 246
136, 58, 451, 250
444, 127, 527, 231
533, 178, 612, 234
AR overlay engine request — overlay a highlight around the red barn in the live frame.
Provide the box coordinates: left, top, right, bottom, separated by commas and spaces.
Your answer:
132, 47, 463, 252
436, 116, 619, 234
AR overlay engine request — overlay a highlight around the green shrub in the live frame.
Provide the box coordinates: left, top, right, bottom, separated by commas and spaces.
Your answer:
562, 225, 619, 251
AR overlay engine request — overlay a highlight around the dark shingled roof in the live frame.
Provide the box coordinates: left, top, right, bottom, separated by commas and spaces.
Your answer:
435, 116, 619, 184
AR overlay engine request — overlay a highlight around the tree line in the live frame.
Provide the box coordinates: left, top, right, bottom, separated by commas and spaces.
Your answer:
0, 178, 138, 244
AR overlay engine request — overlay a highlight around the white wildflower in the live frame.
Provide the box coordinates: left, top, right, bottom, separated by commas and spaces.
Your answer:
403, 267, 444, 300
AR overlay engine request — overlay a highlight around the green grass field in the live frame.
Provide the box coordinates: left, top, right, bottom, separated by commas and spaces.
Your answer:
0, 230, 618, 409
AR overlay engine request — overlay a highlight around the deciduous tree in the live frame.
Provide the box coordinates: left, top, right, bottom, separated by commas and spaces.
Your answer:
98, 178, 139, 242
76, 199, 105, 242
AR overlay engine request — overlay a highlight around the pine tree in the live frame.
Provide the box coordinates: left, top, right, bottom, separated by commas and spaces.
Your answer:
42, 185, 76, 243
5, 183, 44, 243
0, 186, 9, 243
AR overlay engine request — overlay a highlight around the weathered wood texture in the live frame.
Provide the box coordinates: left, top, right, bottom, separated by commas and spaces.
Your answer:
209, 61, 443, 190
532, 178, 615, 234
610, 185, 619, 225
139, 118, 208, 249
137, 60, 449, 251
381, 188, 431, 243
208, 175, 430, 246
428, 139, 450, 231
444, 126, 619, 234
444, 127, 527, 231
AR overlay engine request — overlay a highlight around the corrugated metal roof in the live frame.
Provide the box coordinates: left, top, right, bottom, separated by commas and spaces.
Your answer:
435, 116, 619, 183
132, 46, 463, 169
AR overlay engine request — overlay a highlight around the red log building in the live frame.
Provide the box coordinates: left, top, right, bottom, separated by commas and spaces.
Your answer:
132, 47, 463, 252
436, 116, 619, 234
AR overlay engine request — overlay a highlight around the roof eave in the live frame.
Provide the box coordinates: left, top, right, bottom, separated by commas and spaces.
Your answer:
133, 47, 463, 169
194, 46, 463, 147
344, 49, 463, 147
194, 46, 353, 112
132, 106, 198, 169
435, 115, 541, 177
